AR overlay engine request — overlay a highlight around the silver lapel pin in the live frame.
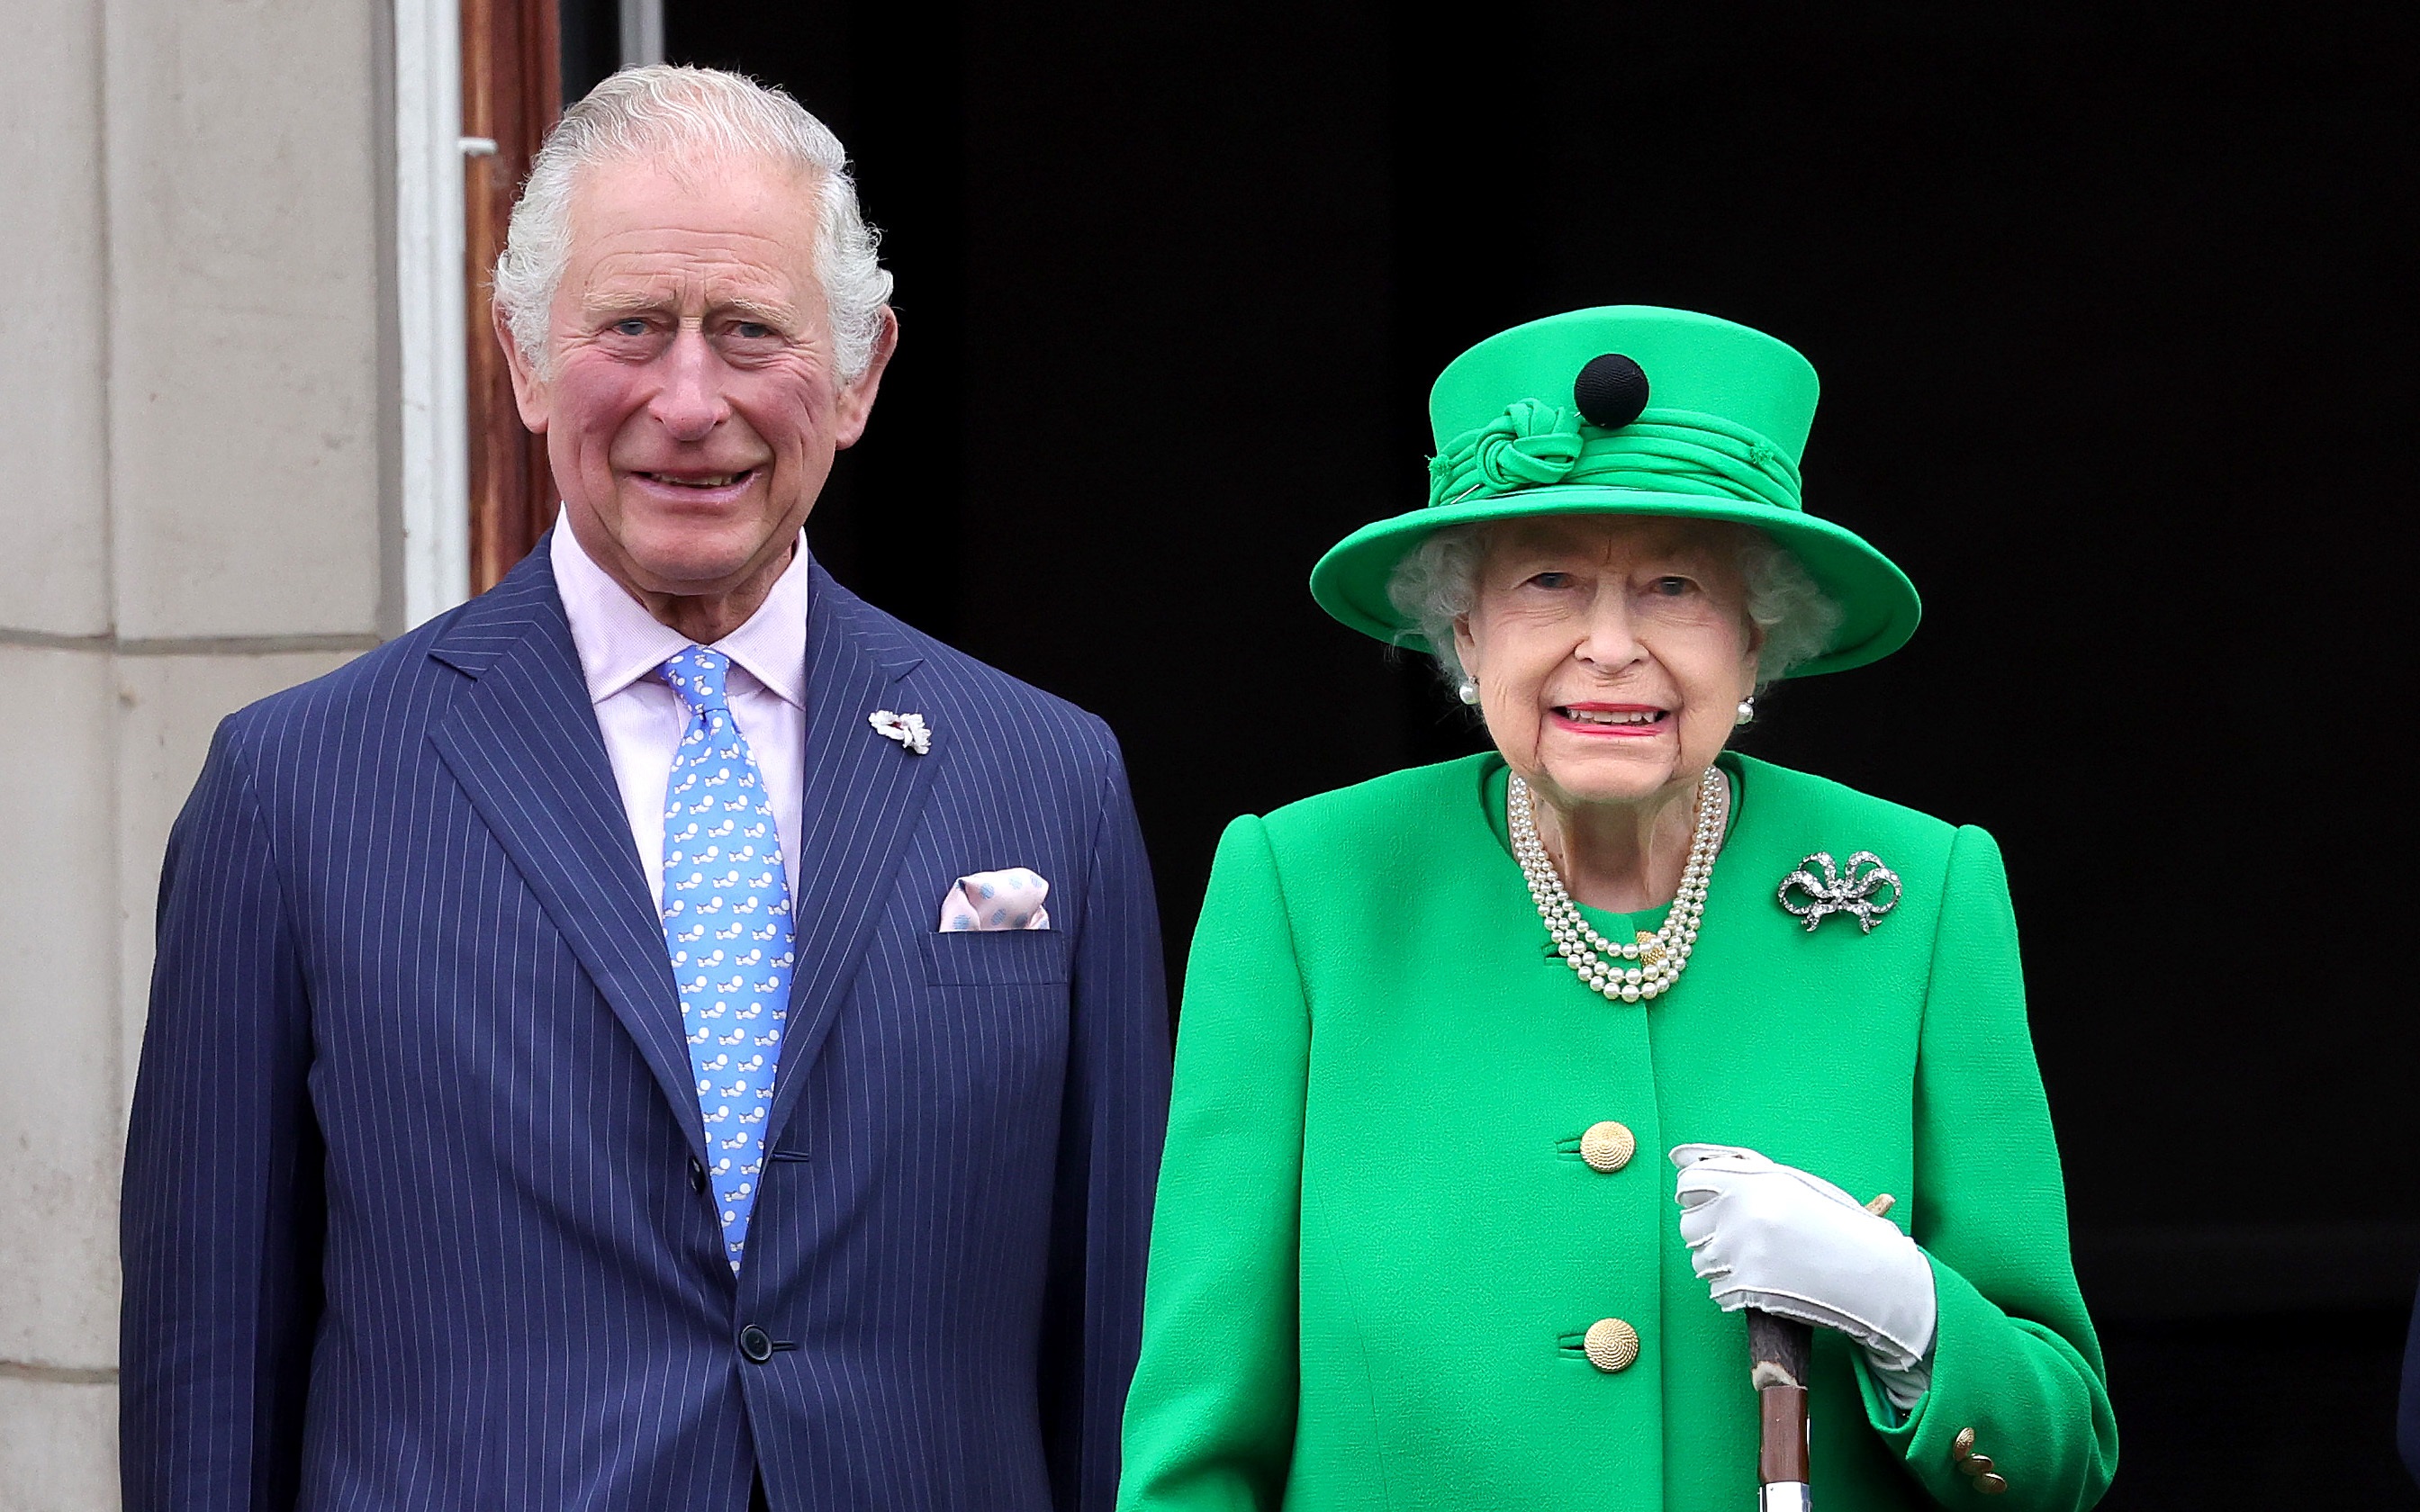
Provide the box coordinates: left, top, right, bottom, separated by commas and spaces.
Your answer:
868, 709, 932, 755
1777, 850, 1901, 933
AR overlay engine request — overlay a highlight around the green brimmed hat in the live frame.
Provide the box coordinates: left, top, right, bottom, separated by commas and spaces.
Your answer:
1310, 305, 1920, 677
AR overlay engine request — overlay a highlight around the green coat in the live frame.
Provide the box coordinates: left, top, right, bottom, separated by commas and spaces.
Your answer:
1119, 752, 2117, 1512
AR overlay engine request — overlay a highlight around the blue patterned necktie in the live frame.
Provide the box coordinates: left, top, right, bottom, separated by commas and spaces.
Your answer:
657, 645, 795, 1273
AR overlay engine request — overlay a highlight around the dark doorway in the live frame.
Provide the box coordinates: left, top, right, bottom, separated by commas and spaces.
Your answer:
646, 4, 2417, 1503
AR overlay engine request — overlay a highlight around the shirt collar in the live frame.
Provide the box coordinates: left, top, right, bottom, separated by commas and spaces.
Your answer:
714, 538, 808, 708
551, 515, 810, 709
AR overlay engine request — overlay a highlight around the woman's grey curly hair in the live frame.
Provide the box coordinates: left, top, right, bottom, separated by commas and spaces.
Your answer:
1386, 519, 1843, 696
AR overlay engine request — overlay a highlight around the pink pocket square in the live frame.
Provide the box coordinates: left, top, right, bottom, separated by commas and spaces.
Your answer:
936, 868, 1052, 932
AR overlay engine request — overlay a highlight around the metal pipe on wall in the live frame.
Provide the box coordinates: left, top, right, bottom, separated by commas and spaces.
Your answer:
620, 0, 665, 68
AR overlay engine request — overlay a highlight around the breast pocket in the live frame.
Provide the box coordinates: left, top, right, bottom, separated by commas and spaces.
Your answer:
919, 927, 1072, 986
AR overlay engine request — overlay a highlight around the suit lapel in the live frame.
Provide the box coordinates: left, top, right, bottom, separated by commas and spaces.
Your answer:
426, 541, 707, 1162
762, 565, 937, 1155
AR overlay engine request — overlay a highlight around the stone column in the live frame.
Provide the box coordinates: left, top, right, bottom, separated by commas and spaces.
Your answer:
0, 0, 394, 1505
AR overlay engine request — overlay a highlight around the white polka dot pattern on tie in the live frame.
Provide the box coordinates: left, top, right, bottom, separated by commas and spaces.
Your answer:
658, 644, 796, 1274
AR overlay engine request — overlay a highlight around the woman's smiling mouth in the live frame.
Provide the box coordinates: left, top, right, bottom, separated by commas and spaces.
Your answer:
1551, 703, 1670, 736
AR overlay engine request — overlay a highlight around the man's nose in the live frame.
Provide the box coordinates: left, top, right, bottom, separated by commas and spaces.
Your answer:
648, 326, 730, 440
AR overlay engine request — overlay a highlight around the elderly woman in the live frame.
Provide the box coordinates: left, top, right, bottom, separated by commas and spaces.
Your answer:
1117, 308, 2117, 1511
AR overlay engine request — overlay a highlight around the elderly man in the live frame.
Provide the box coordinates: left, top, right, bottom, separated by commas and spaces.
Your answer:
121, 66, 1169, 1511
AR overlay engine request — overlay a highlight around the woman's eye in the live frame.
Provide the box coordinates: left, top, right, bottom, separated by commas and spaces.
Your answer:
1649, 575, 1693, 596
1531, 572, 1574, 590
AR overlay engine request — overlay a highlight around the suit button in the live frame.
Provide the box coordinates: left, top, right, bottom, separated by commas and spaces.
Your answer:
689, 1158, 708, 1193
1976, 1474, 2009, 1496
1583, 1318, 1639, 1372
737, 1325, 773, 1364
1580, 1121, 1636, 1173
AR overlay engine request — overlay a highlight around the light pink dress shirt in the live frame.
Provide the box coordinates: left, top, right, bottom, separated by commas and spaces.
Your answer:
551, 521, 808, 910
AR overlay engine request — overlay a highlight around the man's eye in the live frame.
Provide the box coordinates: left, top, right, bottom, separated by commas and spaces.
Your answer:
732, 321, 772, 340
611, 319, 649, 337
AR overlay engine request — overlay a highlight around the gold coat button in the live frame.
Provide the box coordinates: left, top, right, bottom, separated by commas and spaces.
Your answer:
1583, 1318, 1640, 1372
1976, 1473, 2009, 1496
1580, 1121, 1637, 1173
1952, 1428, 1976, 1460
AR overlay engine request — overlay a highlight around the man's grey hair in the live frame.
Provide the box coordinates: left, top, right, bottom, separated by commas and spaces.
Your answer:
492, 64, 893, 381
1386, 519, 1845, 696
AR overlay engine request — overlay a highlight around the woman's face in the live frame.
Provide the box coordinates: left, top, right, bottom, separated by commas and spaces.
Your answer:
1454, 515, 1762, 814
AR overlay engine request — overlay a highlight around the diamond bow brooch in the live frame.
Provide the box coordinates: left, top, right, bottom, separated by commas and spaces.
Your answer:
868, 709, 932, 755
1777, 850, 1901, 934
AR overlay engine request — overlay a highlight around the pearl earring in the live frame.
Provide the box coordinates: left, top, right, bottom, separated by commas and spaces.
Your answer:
1735, 698, 1756, 726
1458, 679, 1480, 706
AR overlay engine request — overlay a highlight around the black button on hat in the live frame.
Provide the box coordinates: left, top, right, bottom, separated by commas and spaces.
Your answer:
1574, 354, 1650, 429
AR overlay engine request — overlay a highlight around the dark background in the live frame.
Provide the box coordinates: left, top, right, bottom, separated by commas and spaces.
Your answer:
591, 4, 2415, 1502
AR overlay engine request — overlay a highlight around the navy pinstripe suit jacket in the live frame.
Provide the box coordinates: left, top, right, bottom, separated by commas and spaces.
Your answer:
121, 541, 1171, 1511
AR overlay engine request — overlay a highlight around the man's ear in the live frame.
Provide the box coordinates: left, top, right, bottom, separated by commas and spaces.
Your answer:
496, 302, 550, 434
833, 306, 900, 450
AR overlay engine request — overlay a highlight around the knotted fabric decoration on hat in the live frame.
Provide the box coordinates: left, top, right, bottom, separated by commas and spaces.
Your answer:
1426, 400, 1804, 516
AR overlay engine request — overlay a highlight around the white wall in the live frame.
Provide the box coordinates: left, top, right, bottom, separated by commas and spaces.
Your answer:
0, 0, 394, 1504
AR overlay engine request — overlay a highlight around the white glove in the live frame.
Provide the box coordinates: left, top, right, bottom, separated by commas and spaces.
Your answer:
1671, 1143, 1937, 1403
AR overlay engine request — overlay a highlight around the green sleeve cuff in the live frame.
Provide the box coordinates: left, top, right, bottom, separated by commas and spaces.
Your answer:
1854, 1255, 2118, 1512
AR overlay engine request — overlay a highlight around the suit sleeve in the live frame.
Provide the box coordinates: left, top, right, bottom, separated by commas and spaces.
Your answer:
1040, 735, 1175, 1512
1117, 815, 1306, 1512
1854, 824, 2120, 1510
120, 716, 322, 1512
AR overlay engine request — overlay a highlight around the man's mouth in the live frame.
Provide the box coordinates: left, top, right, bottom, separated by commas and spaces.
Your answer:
635, 469, 755, 490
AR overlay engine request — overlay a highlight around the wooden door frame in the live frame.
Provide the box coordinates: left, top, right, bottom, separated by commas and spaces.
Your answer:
462, 0, 561, 592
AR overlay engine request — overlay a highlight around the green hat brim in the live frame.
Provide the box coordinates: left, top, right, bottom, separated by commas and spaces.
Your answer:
1309, 485, 1921, 679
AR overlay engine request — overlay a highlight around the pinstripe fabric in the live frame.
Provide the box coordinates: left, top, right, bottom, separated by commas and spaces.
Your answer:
120, 538, 1172, 1511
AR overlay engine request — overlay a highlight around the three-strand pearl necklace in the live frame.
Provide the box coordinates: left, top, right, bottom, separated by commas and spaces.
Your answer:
1511, 764, 1728, 1004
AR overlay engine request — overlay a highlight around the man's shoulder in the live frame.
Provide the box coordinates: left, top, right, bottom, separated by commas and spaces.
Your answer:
215, 604, 472, 757
826, 578, 1123, 770
212, 563, 1133, 785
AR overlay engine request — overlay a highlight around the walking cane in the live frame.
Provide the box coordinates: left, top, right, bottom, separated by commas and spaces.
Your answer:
1747, 1310, 1812, 1512
1747, 1190, 1893, 1511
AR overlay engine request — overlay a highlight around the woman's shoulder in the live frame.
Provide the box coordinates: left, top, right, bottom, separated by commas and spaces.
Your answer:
1730, 753, 2009, 898
1201, 756, 1506, 935
1251, 752, 1497, 850
1201, 756, 1499, 893
1731, 753, 1963, 841
1215, 752, 2004, 889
